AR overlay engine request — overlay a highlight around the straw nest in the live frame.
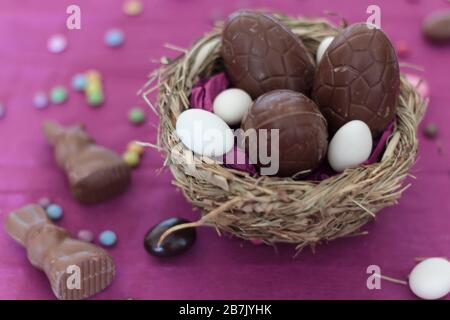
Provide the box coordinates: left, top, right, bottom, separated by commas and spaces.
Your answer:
141, 13, 428, 251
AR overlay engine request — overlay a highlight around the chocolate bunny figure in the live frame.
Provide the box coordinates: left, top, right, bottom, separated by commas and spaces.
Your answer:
5, 204, 115, 300
43, 121, 131, 204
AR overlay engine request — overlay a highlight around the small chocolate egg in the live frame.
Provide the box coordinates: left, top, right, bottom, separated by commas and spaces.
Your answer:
176, 109, 234, 157
222, 11, 315, 99
213, 88, 252, 125
144, 217, 196, 257
241, 90, 328, 177
409, 258, 450, 300
316, 36, 334, 65
423, 10, 450, 44
313, 23, 400, 136
327, 120, 372, 172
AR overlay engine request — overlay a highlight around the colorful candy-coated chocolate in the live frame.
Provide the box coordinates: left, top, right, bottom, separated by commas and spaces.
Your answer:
0, 103, 5, 119
128, 107, 146, 125
72, 73, 87, 91
46, 204, 63, 221
127, 141, 145, 155
105, 29, 125, 48
123, 151, 140, 167
50, 86, 68, 104
423, 123, 438, 139
99, 230, 117, 247
47, 34, 67, 54
123, 0, 143, 16
77, 229, 94, 242
144, 217, 196, 257
33, 92, 49, 109
87, 91, 104, 107
38, 197, 51, 208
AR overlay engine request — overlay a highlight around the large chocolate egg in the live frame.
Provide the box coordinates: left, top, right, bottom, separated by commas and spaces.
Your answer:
222, 11, 315, 99
312, 23, 400, 136
241, 90, 328, 177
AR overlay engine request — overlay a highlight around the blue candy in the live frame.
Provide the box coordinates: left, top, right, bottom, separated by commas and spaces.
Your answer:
46, 204, 63, 221
104, 29, 125, 48
71, 73, 86, 91
99, 230, 117, 247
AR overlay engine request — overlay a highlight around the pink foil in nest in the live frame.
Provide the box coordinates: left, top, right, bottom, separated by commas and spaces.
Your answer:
190, 72, 230, 112
190, 72, 395, 179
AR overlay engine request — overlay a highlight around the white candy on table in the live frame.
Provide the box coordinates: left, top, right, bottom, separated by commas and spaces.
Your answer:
316, 36, 335, 65
327, 120, 372, 172
213, 88, 252, 125
176, 109, 234, 157
409, 258, 450, 300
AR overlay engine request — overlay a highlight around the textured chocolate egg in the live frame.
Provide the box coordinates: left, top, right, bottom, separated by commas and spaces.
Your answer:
222, 11, 315, 99
312, 23, 400, 136
241, 90, 328, 177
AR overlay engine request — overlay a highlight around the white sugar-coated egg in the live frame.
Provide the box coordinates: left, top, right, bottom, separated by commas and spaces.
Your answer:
316, 36, 335, 65
213, 88, 252, 125
176, 109, 234, 157
409, 258, 450, 300
327, 120, 372, 172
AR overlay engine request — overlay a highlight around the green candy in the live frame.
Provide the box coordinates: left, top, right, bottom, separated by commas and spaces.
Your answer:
87, 91, 104, 107
50, 86, 68, 104
128, 107, 146, 125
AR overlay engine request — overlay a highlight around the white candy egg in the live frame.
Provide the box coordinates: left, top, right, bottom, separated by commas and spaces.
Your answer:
213, 88, 252, 125
316, 36, 335, 65
327, 120, 372, 172
409, 258, 450, 300
176, 109, 234, 157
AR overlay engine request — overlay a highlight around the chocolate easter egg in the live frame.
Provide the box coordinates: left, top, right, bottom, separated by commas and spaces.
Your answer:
222, 11, 315, 99
312, 23, 400, 136
423, 10, 450, 44
144, 218, 196, 258
241, 90, 328, 177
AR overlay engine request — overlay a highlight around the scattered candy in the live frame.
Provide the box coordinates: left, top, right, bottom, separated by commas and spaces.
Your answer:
47, 34, 67, 54
77, 229, 94, 242
46, 203, 63, 221
123, 0, 143, 16
50, 86, 68, 104
423, 123, 438, 139
250, 238, 263, 245
409, 257, 450, 300
0, 103, 5, 119
123, 150, 140, 167
104, 29, 125, 48
85, 70, 104, 107
128, 107, 146, 125
99, 230, 117, 247
405, 73, 430, 99
396, 40, 410, 58
127, 141, 145, 155
37, 197, 51, 208
144, 217, 196, 257
33, 91, 49, 109
71, 73, 87, 91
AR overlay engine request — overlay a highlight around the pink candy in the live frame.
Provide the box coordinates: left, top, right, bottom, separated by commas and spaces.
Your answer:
405, 74, 430, 99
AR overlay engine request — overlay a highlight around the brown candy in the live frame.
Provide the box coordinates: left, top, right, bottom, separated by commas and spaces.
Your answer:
423, 10, 450, 44
241, 90, 328, 177
4, 204, 115, 300
43, 121, 131, 204
313, 23, 400, 137
222, 11, 315, 99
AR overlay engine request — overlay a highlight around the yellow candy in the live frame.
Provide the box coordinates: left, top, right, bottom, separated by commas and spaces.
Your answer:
123, 0, 143, 16
127, 141, 145, 155
123, 151, 140, 167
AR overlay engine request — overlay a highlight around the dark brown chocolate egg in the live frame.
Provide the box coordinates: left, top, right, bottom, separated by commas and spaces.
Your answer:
222, 11, 315, 99
423, 10, 450, 43
241, 90, 328, 177
144, 218, 196, 258
312, 23, 400, 136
